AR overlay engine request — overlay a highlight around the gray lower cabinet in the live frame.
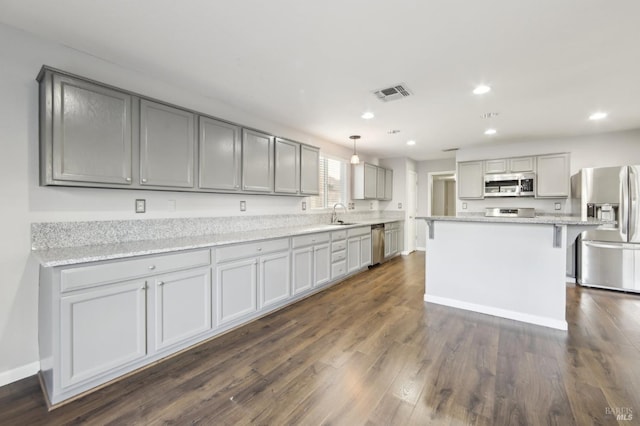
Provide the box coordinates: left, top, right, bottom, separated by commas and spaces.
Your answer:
314, 243, 331, 287
259, 251, 291, 308
215, 258, 258, 325
360, 234, 372, 267
60, 280, 147, 389
140, 100, 196, 188
198, 117, 241, 191
292, 247, 313, 295
330, 231, 347, 280
347, 227, 372, 272
274, 138, 300, 194
242, 129, 274, 192
42, 72, 133, 186
300, 145, 320, 195
151, 267, 212, 352
347, 237, 361, 273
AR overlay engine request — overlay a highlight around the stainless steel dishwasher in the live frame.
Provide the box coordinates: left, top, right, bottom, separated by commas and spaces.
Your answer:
371, 224, 385, 266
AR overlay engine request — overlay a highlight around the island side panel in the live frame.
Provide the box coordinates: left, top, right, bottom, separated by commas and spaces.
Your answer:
424, 220, 567, 330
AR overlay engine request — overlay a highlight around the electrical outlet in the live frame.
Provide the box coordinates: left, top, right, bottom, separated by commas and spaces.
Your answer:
240, 201, 246, 211
398, 202, 402, 209
462, 202, 467, 210
135, 199, 146, 213
302, 201, 307, 211
555, 202, 561, 210
370, 202, 373, 210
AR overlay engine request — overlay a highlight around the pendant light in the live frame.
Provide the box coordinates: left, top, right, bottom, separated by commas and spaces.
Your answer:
349, 135, 361, 164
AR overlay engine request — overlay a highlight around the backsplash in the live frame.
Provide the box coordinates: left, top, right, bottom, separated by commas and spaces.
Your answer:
31, 211, 405, 249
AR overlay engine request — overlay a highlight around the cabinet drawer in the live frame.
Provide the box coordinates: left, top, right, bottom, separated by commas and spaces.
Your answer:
60, 249, 211, 292
332, 250, 347, 263
332, 240, 346, 253
331, 260, 347, 279
347, 226, 371, 238
215, 238, 289, 263
331, 230, 347, 241
384, 222, 399, 230
292, 232, 330, 248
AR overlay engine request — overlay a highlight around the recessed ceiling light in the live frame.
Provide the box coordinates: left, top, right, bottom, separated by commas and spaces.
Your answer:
480, 112, 499, 119
484, 128, 497, 135
473, 85, 491, 95
407, 140, 416, 146
589, 111, 608, 120
387, 129, 401, 134
361, 112, 375, 120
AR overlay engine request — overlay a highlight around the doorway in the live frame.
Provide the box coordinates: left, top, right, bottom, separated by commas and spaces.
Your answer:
428, 171, 456, 216
406, 170, 418, 253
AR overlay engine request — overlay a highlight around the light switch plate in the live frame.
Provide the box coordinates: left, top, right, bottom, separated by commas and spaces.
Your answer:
555, 202, 561, 210
240, 201, 246, 211
462, 202, 467, 210
302, 201, 307, 211
398, 203, 402, 209
135, 199, 146, 213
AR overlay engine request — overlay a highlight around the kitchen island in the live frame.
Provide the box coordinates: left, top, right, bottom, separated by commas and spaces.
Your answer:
418, 215, 606, 330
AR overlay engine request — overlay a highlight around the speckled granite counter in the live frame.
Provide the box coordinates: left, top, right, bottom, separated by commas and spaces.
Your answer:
33, 218, 403, 267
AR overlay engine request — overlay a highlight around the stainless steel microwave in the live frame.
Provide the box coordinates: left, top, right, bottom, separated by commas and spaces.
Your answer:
484, 172, 535, 197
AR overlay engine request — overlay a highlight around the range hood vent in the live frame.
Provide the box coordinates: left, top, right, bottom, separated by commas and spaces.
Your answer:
373, 83, 412, 102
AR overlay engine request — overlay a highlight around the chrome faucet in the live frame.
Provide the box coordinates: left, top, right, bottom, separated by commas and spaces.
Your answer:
331, 203, 348, 224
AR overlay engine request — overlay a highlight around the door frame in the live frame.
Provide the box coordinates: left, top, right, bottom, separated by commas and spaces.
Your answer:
404, 170, 418, 254
427, 170, 457, 216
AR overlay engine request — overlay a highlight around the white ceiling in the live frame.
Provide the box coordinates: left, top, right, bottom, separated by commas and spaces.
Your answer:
2, 0, 640, 160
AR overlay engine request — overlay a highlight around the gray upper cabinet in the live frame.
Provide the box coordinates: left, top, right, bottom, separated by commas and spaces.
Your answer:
274, 138, 300, 194
384, 169, 393, 200
458, 161, 484, 199
38, 67, 320, 196
242, 129, 274, 193
45, 72, 133, 185
376, 167, 385, 199
140, 100, 195, 188
198, 117, 241, 191
300, 145, 320, 195
536, 153, 570, 198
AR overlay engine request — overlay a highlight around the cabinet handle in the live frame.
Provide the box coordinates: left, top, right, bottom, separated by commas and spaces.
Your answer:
158, 281, 164, 286
125, 177, 131, 182
148, 265, 156, 270
141, 284, 147, 290
142, 178, 147, 183
257, 247, 262, 251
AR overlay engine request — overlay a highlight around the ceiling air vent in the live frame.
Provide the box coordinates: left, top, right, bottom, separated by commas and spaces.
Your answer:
373, 83, 412, 102
442, 147, 459, 152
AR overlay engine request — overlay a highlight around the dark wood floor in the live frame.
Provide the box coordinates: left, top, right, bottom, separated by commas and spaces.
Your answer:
2, 252, 640, 425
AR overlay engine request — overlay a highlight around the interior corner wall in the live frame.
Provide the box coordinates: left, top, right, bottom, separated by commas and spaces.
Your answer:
0, 22, 358, 384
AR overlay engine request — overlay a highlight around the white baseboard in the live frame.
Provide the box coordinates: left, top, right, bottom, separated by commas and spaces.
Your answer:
424, 294, 568, 331
416, 247, 426, 252
565, 276, 576, 284
0, 361, 39, 387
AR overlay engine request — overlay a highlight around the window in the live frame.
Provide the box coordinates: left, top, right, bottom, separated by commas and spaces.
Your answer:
310, 155, 347, 209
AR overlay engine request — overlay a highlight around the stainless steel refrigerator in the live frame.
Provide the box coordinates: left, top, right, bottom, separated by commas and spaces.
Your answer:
576, 165, 640, 293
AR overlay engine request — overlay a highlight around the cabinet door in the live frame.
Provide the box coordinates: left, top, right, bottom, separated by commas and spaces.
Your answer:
391, 230, 398, 254
199, 116, 241, 191
384, 169, 393, 200
509, 157, 535, 173
274, 138, 300, 194
216, 258, 258, 325
152, 268, 211, 352
140, 100, 195, 188
457, 161, 484, 199
484, 159, 507, 174
314, 243, 331, 287
60, 280, 146, 388
347, 237, 361, 273
537, 153, 570, 198
384, 230, 392, 257
259, 251, 291, 308
300, 145, 320, 195
376, 167, 386, 199
242, 129, 274, 192
364, 164, 378, 199
360, 235, 372, 268
51, 74, 132, 185
292, 247, 313, 295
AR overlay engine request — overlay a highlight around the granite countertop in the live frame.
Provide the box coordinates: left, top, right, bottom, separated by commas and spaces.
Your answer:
33, 219, 403, 267
417, 215, 610, 226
